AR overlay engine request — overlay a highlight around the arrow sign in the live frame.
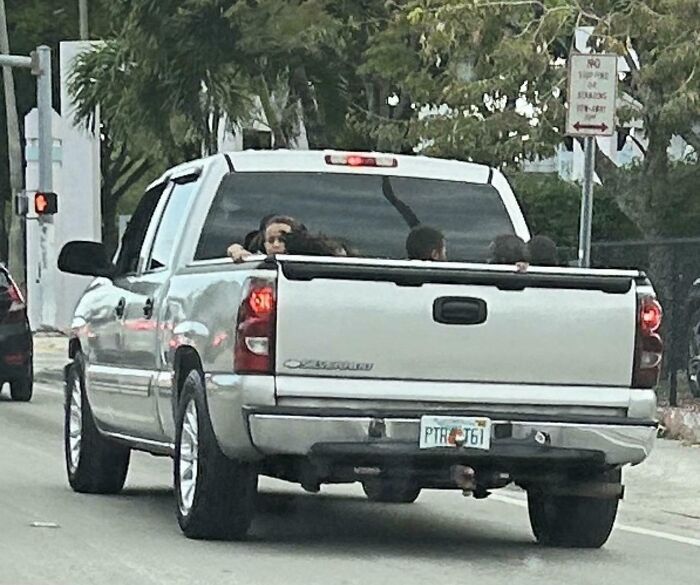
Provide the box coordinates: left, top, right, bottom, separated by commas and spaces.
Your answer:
566, 53, 617, 137
573, 121, 609, 132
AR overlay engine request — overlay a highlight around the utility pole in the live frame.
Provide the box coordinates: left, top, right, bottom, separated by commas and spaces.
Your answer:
79, 0, 89, 40
0, 0, 26, 292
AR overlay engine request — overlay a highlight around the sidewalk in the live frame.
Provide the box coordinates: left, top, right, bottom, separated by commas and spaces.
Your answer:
621, 439, 700, 538
33, 333, 69, 384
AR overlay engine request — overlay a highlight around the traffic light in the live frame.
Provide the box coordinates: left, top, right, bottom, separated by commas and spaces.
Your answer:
34, 191, 58, 215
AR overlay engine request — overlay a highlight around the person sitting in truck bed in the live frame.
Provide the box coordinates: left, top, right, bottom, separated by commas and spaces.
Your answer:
528, 235, 559, 266
283, 230, 342, 256
228, 215, 305, 263
406, 225, 447, 261
488, 234, 530, 271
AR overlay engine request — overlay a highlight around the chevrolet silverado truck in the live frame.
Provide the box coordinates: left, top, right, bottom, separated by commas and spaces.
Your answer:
58, 150, 662, 547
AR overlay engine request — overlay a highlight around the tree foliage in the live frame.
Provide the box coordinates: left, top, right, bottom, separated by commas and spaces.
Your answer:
364, 0, 700, 237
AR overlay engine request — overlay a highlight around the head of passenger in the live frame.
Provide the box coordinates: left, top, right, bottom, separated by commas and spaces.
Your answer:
528, 235, 558, 266
406, 225, 447, 261
263, 216, 303, 255
488, 234, 529, 265
284, 230, 338, 256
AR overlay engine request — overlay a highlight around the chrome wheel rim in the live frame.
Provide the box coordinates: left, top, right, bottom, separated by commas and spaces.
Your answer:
67, 378, 82, 473
178, 399, 199, 516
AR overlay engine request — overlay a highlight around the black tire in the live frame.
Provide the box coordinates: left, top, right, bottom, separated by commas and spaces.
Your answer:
174, 370, 258, 540
10, 372, 32, 402
527, 471, 621, 548
362, 478, 421, 504
64, 355, 130, 494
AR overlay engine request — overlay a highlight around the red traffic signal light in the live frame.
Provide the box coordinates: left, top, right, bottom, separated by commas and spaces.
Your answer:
34, 192, 58, 215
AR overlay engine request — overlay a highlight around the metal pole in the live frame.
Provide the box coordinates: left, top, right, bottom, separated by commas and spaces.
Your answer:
79, 0, 89, 40
0, 54, 32, 68
36, 45, 55, 329
37, 46, 52, 193
578, 136, 596, 268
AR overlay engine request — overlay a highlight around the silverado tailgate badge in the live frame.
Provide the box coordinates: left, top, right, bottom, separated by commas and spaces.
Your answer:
283, 359, 374, 372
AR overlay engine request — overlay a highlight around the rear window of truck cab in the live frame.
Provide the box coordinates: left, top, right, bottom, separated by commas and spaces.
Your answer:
195, 172, 515, 262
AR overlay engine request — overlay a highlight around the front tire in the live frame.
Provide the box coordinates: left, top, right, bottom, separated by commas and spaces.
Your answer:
362, 478, 421, 504
64, 356, 130, 494
527, 471, 621, 548
174, 370, 258, 540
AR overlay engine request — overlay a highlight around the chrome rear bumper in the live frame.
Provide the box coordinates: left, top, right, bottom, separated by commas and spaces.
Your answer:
247, 413, 657, 465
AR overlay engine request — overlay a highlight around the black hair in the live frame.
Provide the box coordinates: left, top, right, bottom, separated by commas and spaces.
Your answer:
488, 234, 529, 264
528, 235, 558, 266
248, 215, 306, 253
406, 225, 445, 260
283, 230, 338, 256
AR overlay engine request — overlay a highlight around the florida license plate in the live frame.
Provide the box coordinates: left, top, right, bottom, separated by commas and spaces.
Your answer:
419, 416, 492, 450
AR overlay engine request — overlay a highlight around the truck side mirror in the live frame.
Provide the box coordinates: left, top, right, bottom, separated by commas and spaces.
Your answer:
58, 241, 115, 278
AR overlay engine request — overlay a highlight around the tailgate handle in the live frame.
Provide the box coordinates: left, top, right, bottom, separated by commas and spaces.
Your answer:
433, 297, 487, 325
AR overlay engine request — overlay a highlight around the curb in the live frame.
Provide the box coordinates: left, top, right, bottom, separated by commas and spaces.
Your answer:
658, 406, 700, 444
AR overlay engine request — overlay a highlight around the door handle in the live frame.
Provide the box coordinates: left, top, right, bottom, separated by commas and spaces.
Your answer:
143, 297, 154, 319
433, 297, 487, 325
115, 297, 126, 318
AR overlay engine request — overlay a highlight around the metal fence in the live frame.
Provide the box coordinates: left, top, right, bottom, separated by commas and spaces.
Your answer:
560, 237, 700, 406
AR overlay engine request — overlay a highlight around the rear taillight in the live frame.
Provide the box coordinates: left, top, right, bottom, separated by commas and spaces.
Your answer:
234, 278, 276, 374
1, 282, 26, 324
633, 295, 663, 388
8, 283, 25, 312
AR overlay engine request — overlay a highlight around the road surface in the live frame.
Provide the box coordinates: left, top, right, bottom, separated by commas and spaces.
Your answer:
1, 381, 698, 585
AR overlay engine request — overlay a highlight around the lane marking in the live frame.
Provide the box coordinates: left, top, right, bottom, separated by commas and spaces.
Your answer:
614, 524, 700, 548
490, 493, 700, 548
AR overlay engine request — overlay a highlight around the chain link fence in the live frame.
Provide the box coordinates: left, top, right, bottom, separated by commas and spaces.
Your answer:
560, 237, 700, 406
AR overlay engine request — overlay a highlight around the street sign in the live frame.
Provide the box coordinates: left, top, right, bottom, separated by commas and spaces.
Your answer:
566, 53, 617, 137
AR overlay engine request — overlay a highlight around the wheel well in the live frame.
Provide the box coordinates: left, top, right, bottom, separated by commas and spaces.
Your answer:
173, 346, 203, 407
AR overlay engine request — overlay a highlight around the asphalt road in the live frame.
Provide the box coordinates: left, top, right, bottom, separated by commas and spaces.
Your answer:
1, 382, 698, 585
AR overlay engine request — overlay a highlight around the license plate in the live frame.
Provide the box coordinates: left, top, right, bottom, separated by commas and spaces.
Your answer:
419, 416, 491, 450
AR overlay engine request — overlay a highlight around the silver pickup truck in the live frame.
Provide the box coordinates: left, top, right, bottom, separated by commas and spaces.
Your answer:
58, 150, 661, 548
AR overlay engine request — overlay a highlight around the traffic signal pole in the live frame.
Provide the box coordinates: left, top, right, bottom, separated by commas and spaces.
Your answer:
0, 43, 55, 329
36, 45, 55, 329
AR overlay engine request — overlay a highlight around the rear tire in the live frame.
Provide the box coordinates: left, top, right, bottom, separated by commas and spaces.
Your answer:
362, 478, 421, 504
64, 355, 130, 494
10, 373, 32, 402
174, 370, 258, 540
527, 471, 621, 548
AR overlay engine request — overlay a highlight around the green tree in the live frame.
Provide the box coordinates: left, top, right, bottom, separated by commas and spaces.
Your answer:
1, 1, 83, 263
0, 0, 131, 260
509, 171, 639, 251
362, 0, 700, 233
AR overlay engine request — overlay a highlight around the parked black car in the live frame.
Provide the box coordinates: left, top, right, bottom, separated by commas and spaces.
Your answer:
0, 264, 33, 401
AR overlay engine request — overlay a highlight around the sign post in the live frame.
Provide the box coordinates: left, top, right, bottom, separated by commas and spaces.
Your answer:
566, 53, 617, 267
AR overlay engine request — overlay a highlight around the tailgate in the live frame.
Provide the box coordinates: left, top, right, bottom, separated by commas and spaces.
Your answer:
274, 258, 639, 389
